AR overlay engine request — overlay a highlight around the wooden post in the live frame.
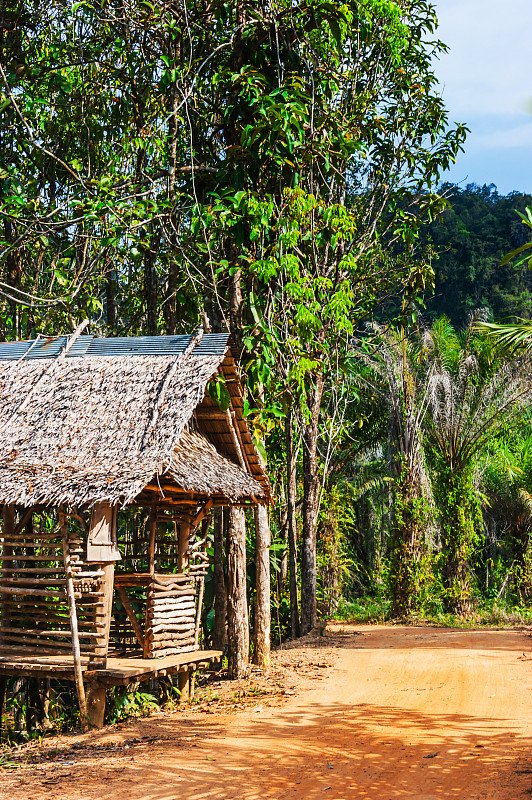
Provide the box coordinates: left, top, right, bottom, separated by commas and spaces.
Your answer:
212, 508, 227, 653
253, 504, 271, 666
41, 679, 51, 729
86, 504, 118, 668
87, 505, 120, 562
60, 510, 88, 730
194, 576, 205, 648
148, 508, 157, 576
177, 521, 191, 573
226, 507, 249, 679
100, 562, 115, 666
86, 682, 106, 729
0, 677, 6, 737
177, 668, 190, 703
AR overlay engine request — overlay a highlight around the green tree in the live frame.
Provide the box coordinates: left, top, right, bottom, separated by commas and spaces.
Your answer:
354, 322, 433, 616
425, 315, 532, 613
1, 0, 466, 637
482, 428, 532, 601
197, 0, 466, 633
424, 184, 532, 326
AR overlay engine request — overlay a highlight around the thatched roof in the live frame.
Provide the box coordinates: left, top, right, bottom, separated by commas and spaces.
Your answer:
168, 430, 261, 498
0, 333, 269, 508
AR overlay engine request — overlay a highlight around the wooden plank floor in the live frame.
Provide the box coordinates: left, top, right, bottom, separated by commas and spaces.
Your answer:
0, 648, 222, 685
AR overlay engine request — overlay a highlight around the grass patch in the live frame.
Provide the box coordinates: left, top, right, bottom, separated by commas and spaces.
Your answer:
331, 594, 532, 628
332, 595, 390, 623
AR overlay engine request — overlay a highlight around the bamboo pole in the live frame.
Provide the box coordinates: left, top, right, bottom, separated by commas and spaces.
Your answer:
177, 522, 191, 572
117, 586, 146, 655
194, 577, 205, 649
148, 509, 157, 576
59, 510, 88, 730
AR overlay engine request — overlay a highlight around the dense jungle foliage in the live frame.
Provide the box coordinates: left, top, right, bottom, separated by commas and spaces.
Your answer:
425, 183, 532, 325
1, 0, 532, 735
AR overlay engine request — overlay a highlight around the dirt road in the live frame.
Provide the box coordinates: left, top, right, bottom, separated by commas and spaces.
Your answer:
3, 625, 532, 799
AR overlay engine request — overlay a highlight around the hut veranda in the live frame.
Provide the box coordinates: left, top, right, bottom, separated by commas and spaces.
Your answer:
0, 329, 270, 728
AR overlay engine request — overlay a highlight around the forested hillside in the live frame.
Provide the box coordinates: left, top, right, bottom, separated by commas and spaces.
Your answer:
426, 183, 532, 325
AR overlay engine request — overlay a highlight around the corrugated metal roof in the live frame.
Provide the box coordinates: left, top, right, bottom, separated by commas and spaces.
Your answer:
0, 333, 229, 361
0, 335, 94, 361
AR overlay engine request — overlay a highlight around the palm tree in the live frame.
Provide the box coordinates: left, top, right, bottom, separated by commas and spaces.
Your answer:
482, 429, 532, 601
478, 321, 532, 351
424, 313, 532, 613
355, 324, 433, 617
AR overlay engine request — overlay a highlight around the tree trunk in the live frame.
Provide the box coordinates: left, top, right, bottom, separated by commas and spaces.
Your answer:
105, 273, 116, 330
435, 467, 477, 615
144, 230, 160, 336
286, 407, 300, 638
300, 373, 324, 635
164, 257, 178, 335
253, 504, 271, 666
278, 505, 288, 590
212, 508, 227, 652
226, 507, 249, 678
228, 266, 243, 353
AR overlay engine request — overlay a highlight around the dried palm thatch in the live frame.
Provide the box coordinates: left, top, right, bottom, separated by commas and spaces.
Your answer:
0, 349, 265, 507
168, 429, 261, 498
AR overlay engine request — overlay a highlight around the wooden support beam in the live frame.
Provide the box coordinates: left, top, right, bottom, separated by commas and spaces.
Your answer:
191, 499, 213, 531
148, 509, 157, 576
177, 668, 190, 703
12, 508, 35, 538
230, 409, 253, 474
225, 409, 247, 470
0, 677, 6, 736
133, 496, 256, 509
194, 410, 228, 420
143, 486, 196, 500
177, 522, 191, 573
194, 577, 205, 649
60, 510, 88, 730
86, 682, 106, 729
100, 563, 114, 668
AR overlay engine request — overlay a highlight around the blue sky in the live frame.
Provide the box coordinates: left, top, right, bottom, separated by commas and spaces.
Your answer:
434, 0, 532, 196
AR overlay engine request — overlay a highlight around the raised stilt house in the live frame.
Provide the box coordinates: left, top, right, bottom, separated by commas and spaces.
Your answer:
0, 329, 270, 727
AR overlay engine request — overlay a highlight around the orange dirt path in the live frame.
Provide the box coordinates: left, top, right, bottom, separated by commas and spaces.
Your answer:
4, 624, 532, 799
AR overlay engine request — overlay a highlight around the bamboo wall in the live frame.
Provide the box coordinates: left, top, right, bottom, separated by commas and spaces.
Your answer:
0, 506, 210, 664
0, 512, 107, 663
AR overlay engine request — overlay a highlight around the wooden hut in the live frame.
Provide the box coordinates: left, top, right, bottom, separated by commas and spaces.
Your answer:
0, 329, 270, 727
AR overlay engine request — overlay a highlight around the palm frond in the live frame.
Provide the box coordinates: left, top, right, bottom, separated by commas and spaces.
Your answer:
476, 321, 532, 352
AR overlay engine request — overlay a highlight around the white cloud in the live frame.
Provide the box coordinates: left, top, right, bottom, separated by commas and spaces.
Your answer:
433, 0, 532, 192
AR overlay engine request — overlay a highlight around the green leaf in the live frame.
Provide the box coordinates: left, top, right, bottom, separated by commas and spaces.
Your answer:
208, 377, 231, 412
501, 242, 532, 266
328, 16, 343, 50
